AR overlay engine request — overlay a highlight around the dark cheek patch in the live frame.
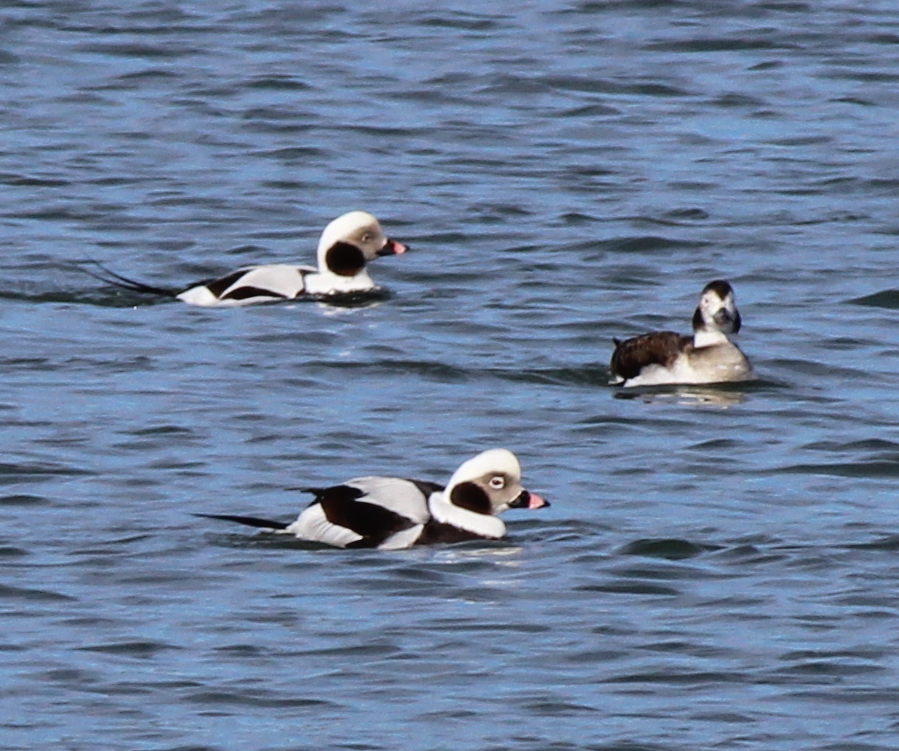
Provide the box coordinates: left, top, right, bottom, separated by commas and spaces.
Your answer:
692, 306, 703, 330
449, 481, 492, 515
325, 242, 366, 277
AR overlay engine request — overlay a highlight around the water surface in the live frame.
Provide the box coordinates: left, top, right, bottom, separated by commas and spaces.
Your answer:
2, 2, 899, 750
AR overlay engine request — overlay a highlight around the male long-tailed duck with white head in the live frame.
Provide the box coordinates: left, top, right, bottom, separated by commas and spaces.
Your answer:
196, 449, 549, 549
609, 280, 755, 387
85, 211, 408, 307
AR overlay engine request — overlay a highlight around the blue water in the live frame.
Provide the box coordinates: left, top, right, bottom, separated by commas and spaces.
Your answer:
3, 2, 899, 750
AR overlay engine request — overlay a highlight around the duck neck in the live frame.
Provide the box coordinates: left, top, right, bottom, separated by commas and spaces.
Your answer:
693, 328, 730, 348
428, 491, 506, 539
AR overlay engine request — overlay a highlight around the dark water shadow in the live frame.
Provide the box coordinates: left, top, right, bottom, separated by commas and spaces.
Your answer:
619, 537, 723, 560
610, 378, 782, 406
845, 289, 899, 309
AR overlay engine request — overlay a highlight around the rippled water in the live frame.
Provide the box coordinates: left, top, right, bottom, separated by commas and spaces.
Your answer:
3, 1, 899, 749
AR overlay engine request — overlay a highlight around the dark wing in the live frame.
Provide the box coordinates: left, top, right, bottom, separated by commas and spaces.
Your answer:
305, 484, 419, 549
189, 269, 287, 302
199, 269, 288, 302
220, 286, 289, 302
191, 266, 310, 304
610, 331, 692, 382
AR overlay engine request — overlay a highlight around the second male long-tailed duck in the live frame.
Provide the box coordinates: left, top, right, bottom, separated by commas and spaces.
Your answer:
195, 448, 549, 550
85, 210, 409, 307
609, 280, 755, 387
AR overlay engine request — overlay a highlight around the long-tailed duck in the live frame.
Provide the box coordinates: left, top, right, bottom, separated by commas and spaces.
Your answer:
609, 280, 755, 387
196, 449, 549, 549
84, 211, 408, 307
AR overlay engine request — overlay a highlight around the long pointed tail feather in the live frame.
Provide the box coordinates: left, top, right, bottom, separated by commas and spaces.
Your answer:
192, 513, 290, 531
75, 258, 179, 298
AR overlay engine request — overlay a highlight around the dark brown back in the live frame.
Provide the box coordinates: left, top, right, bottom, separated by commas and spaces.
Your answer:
610, 331, 692, 381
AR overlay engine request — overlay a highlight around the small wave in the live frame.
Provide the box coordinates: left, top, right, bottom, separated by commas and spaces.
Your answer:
0, 493, 49, 506
76, 640, 181, 658
775, 460, 899, 479
598, 235, 705, 255
185, 689, 337, 709
847, 289, 899, 309
0, 286, 170, 307
0, 461, 95, 483
619, 538, 721, 560
299, 359, 609, 387
0, 583, 76, 602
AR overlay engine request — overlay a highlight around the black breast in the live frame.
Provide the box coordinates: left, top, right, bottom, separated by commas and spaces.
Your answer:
416, 519, 486, 545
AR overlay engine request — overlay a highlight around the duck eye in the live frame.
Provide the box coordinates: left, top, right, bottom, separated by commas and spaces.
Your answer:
488, 476, 505, 490
361, 233, 372, 243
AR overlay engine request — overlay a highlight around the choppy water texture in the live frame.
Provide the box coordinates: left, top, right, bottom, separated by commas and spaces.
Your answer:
2, 1, 899, 750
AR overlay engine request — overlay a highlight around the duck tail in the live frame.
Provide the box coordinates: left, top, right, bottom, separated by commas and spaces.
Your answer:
192, 512, 290, 531
76, 258, 179, 298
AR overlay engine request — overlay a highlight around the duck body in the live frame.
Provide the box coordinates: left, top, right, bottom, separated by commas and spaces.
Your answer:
86, 211, 408, 307
197, 449, 549, 550
610, 331, 753, 386
610, 280, 755, 387
175, 264, 316, 307
174, 262, 385, 307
